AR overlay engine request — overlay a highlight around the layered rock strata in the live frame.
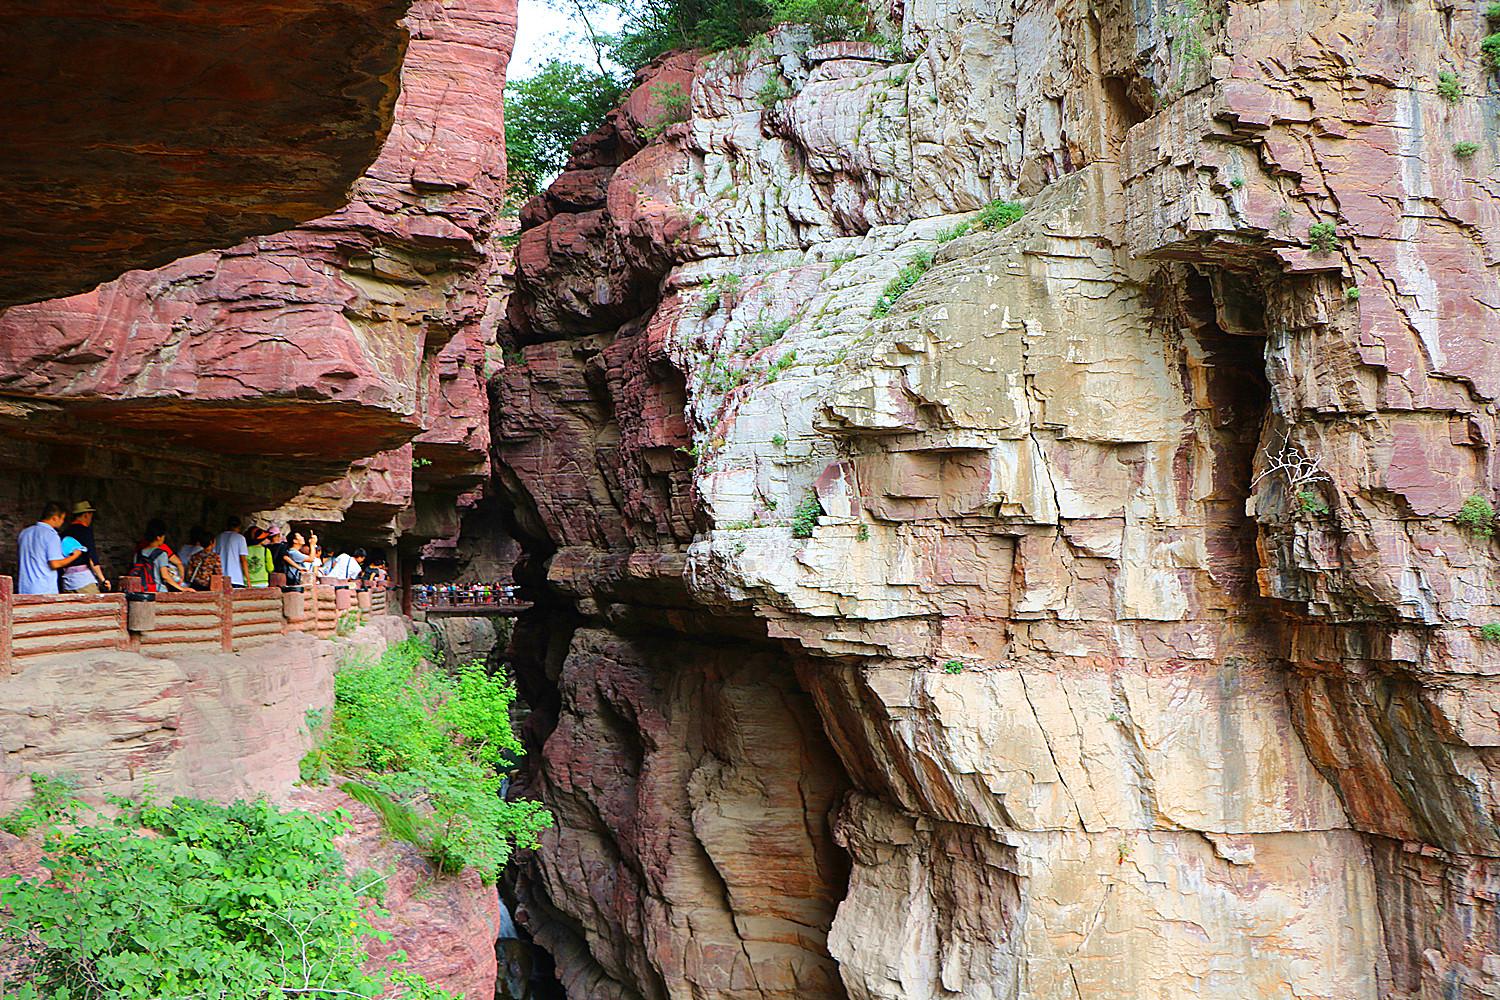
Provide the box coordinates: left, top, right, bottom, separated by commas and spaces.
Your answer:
0, 0, 514, 564
0, 0, 414, 308
493, 1, 1500, 997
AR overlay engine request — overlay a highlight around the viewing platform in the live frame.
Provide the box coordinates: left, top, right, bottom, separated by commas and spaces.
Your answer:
414, 593, 532, 619
0, 575, 395, 674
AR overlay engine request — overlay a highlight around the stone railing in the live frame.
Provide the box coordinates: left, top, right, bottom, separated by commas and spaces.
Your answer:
0, 575, 400, 675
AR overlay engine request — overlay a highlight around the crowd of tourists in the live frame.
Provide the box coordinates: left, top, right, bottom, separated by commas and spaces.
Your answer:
13, 501, 391, 597
412, 581, 519, 606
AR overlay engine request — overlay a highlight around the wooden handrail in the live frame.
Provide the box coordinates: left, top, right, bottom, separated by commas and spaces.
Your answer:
0, 575, 402, 675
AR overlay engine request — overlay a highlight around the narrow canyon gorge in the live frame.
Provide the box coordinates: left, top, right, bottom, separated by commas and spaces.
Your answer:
3, 0, 1500, 997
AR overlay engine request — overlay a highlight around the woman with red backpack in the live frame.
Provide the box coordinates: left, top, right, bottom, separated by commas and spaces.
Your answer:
127, 519, 189, 593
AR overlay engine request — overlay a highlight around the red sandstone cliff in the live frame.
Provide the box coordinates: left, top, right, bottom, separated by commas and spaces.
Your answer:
0, 0, 515, 570
0, 0, 416, 308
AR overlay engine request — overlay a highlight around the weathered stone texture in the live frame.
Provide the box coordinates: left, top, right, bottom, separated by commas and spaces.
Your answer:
492, 0, 1500, 996
0, 0, 516, 547
0, 0, 413, 308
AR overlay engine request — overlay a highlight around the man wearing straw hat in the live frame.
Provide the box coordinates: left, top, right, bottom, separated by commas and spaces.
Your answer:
60, 500, 110, 594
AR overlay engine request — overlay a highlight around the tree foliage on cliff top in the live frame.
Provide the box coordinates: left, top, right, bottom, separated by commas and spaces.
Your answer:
505, 59, 626, 201
301, 637, 551, 883
0, 793, 449, 1000
504, 0, 876, 199
601, 0, 875, 68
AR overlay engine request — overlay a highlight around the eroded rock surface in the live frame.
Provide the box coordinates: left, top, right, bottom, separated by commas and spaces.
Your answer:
492, 1, 1500, 996
0, 0, 514, 551
0, 0, 413, 308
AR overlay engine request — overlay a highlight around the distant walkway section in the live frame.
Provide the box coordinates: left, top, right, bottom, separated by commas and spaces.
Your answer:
0, 574, 395, 674
413, 590, 531, 619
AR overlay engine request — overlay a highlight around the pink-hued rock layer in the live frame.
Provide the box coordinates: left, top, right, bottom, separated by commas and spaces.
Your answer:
0, 0, 413, 308
0, 0, 515, 547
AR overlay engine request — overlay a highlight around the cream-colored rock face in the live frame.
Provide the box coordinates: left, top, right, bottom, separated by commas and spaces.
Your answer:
500, 0, 1500, 993
660, 175, 1378, 997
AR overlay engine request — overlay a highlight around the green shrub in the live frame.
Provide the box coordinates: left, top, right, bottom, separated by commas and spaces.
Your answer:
935, 221, 971, 243
790, 492, 823, 538
304, 638, 551, 883
606, 0, 874, 69
1481, 623, 1500, 640
756, 74, 791, 108
1297, 489, 1331, 516
0, 795, 449, 999
1345, 286, 1361, 301
1454, 140, 1480, 158
871, 250, 935, 318
856, 524, 870, 541
641, 82, 692, 141
974, 198, 1025, 231
942, 659, 965, 674
771, 433, 787, 447
1457, 494, 1496, 537
0, 774, 80, 838
1485, 33, 1500, 69
1308, 221, 1338, 254
1437, 70, 1463, 101
765, 349, 798, 382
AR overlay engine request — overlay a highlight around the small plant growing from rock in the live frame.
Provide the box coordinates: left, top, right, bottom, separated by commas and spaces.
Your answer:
1456, 494, 1496, 537
1297, 489, 1331, 517
942, 659, 965, 674
641, 82, 691, 141
1345, 286, 1361, 301
765, 350, 798, 382
1481, 623, 1500, 641
1485, 32, 1500, 69
1230, 176, 1245, 189
336, 608, 367, 636
1438, 71, 1463, 101
791, 492, 823, 538
974, 198, 1025, 231
757, 74, 791, 108
1308, 221, 1338, 254
856, 524, 870, 542
872, 249, 936, 318
1454, 140, 1480, 158
771, 433, 786, 448
0, 774, 81, 837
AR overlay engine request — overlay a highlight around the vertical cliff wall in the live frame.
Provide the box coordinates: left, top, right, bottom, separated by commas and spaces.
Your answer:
492, 0, 1500, 997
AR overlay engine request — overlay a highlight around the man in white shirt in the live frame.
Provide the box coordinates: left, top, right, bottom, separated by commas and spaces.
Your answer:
322, 547, 366, 584
213, 516, 250, 587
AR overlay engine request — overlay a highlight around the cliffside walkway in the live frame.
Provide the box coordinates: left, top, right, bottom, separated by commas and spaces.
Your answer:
0, 574, 395, 674
415, 595, 532, 618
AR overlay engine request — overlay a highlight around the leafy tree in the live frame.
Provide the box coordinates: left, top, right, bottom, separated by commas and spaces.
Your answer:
0, 794, 449, 999
505, 59, 626, 201
303, 638, 552, 883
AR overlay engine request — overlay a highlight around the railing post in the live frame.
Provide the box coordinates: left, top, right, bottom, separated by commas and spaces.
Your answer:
0, 576, 13, 676
213, 575, 232, 651
124, 576, 155, 637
